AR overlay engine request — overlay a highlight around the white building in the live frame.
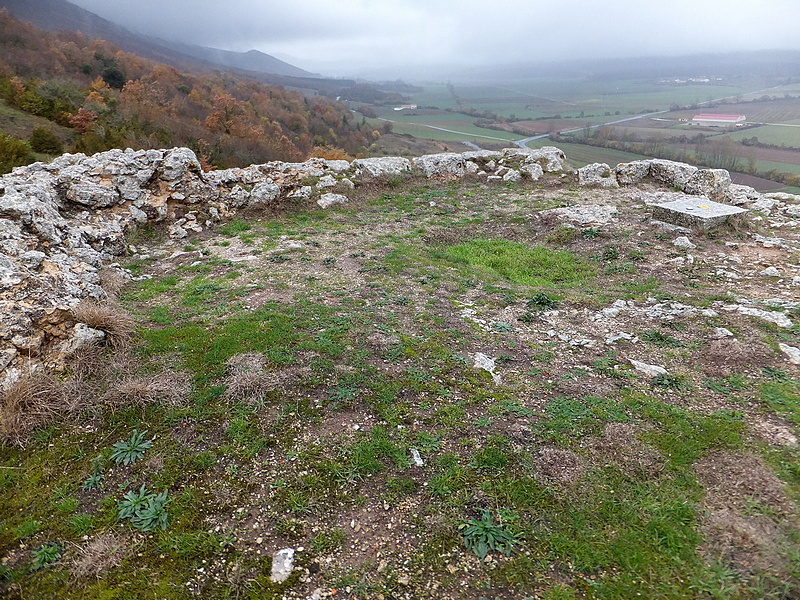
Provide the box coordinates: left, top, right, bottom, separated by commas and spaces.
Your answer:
690, 114, 746, 127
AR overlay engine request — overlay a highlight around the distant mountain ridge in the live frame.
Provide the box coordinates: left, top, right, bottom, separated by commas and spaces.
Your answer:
0, 0, 316, 78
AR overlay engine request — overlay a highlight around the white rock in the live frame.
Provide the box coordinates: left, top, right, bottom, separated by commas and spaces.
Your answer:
317, 193, 349, 209
410, 448, 424, 467
55, 323, 106, 358
648, 159, 699, 189
473, 352, 501, 384
713, 327, 734, 338
519, 163, 544, 180
672, 236, 696, 249
352, 156, 412, 180
316, 175, 337, 189
606, 332, 637, 344
250, 182, 280, 205
629, 359, 668, 377
539, 205, 618, 225
760, 266, 781, 277
683, 168, 731, 196
733, 306, 793, 328
288, 186, 313, 200
160, 147, 201, 181
779, 343, 800, 365
270, 548, 295, 583
413, 153, 467, 178
615, 160, 651, 185
577, 163, 619, 188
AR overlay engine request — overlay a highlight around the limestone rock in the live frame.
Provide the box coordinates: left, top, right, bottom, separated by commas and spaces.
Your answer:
65, 182, 121, 208
412, 153, 467, 179
352, 157, 412, 180
317, 193, 348, 209
615, 160, 651, 185
578, 163, 619, 188
629, 359, 668, 377
682, 168, 731, 197
540, 205, 618, 225
160, 148, 201, 181
249, 182, 281, 206
731, 305, 793, 328
473, 352, 500, 384
55, 323, 106, 359
316, 175, 337, 189
270, 548, 295, 583
508, 146, 567, 172
519, 163, 544, 180
779, 343, 800, 365
648, 159, 699, 189
672, 236, 696, 249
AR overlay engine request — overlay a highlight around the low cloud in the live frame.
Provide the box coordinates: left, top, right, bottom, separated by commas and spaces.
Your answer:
69, 0, 800, 76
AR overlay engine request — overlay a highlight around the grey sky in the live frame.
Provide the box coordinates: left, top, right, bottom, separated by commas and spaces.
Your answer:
68, 0, 800, 77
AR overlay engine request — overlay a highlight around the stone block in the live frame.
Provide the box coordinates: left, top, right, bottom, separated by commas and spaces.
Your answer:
650, 197, 747, 229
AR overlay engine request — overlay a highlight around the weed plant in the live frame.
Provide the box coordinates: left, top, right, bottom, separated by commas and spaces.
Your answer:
110, 429, 153, 465
459, 510, 518, 559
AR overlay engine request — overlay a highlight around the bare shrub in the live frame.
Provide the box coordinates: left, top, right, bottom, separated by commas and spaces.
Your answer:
2, 351, 191, 445
69, 534, 126, 579
534, 446, 585, 489
0, 372, 65, 446
224, 353, 282, 406
102, 370, 191, 408
98, 268, 128, 299
72, 300, 136, 350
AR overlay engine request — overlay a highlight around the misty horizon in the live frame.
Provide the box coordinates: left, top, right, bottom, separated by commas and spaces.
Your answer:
65, 0, 800, 80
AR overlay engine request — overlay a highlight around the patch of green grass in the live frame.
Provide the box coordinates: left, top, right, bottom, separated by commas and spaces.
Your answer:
704, 375, 748, 396
123, 274, 180, 302
345, 426, 409, 478
641, 328, 683, 348
15, 519, 41, 539
140, 301, 351, 385
433, 239, 594, 287
67, 514, 94, 535
311, 528, 346, 553
540, 395, 629, 438
219, 220, 253, 236
55, 497, 79, 514
181, 276, 226, 307
761, 378, 800, 425
148, 305, 172, 325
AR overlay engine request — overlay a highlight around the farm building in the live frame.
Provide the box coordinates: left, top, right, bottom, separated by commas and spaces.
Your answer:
690, 113, 746, 127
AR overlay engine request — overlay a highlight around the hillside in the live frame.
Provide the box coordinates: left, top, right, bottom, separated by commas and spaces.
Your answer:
1, 145, 799, 599
0, 9, 381, 171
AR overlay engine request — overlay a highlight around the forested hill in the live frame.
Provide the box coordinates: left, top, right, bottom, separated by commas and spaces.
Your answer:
0, 10, 382, 172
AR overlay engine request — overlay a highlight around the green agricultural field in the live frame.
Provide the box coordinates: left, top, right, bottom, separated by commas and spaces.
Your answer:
719, 125, 800, 148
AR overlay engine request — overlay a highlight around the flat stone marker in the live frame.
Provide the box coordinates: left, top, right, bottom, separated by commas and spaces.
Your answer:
651, 197, 747, 229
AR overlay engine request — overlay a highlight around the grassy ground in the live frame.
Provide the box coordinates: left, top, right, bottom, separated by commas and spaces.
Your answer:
2, 175, 800, 599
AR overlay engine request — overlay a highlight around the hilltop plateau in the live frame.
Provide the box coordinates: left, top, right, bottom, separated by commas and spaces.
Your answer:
1, 146, 800, 599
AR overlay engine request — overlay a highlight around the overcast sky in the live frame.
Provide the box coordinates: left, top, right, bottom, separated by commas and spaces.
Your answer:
69, 0, 800, 77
